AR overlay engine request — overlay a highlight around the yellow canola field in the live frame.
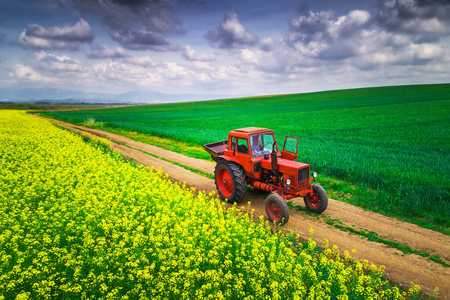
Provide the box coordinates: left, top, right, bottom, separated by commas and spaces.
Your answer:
0, 110, 423, 299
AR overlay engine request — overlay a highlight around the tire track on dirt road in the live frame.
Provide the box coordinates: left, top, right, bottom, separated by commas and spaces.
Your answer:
45, 117, 449, 298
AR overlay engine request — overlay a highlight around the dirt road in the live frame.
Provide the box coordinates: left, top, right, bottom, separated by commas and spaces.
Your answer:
46, 117, 449, 298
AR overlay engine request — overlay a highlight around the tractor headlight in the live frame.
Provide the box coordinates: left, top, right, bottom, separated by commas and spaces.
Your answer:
285, 179, 291, 185
312, 172, 317, 178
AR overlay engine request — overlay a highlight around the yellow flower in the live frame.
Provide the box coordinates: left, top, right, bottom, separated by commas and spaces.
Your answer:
0, 110, 420, 300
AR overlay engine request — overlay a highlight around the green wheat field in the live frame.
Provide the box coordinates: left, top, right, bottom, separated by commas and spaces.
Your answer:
42, 84, 450, 232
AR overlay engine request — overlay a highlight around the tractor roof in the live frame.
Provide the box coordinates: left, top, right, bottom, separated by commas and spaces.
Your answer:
230, 127, 273, 139
233, 127, 269, 133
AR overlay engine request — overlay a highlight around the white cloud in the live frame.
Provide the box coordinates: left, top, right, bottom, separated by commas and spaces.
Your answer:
238, 49, 259, 64
90, 61, 162, 90
404, 18, 448, 34
260, 37, 275, 52
14, 64, 54, 83
411, 43, 444, 60
206, 12, 258, 49
159, 63, 190, 79
123, 56, 159, 68
91, 59, 194, 88
34, 51, 87, 73
88, 44, 127, 59
9, 52, 88, 87
287, 10, 373, 59
182, 46, 215, 62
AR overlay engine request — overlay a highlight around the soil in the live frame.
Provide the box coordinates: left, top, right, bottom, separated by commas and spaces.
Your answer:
45, 117, 450, 299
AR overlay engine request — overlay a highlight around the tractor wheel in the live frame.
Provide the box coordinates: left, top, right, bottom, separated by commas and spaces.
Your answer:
265, 194, 289, 225
304, 184, 328, 214
214, 161, 246, 204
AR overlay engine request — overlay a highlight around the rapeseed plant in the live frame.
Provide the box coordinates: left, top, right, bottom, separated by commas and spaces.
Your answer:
0, 110, 435, 299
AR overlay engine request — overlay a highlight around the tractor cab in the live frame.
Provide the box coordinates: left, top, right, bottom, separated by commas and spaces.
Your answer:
203, 127, 328, 225
227, 127, 298, 159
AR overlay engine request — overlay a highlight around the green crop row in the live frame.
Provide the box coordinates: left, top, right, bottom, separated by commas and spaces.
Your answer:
2, 110, 435, 299
42, 84, 450, 231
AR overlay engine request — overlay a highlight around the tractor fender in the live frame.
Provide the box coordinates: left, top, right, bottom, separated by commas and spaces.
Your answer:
216, 155, 254, 175
216, 155, 241, 165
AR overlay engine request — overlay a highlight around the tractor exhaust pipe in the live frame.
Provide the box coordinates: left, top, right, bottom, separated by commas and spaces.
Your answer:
252, 181, 273, 192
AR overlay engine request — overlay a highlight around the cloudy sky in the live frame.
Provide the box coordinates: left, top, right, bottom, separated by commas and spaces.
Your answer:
0, 0, 449, 97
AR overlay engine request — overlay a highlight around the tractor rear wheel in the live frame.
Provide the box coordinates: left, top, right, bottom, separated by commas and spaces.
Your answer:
265, 194, 289, 225
214, 161, 246, 204
304, 184, 328, 214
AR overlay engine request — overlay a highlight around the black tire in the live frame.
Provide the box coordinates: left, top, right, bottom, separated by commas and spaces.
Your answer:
214, 161, 246, 204
304, 184, 328, 214
265, 194, 289, 225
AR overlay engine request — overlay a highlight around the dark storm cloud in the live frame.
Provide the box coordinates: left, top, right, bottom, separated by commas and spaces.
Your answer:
21, 20, 92, 42
285, 5, 446, 69
53, 0, 184, 51
377, 0, 450, 35
16, 19, 93, 50
206, 11, 258, 49
288, 10, 336, 44
0, 6, 5, 44
109, 0, 149, 6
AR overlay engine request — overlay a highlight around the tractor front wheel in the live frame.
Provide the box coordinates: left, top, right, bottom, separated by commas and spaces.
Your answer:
214, 161, 246, 204
265, 194, 289, 225
304, 184, 328, 214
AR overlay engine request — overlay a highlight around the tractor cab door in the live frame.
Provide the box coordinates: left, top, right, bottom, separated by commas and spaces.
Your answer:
282, 136, 298, 160
231, 136, 252, 173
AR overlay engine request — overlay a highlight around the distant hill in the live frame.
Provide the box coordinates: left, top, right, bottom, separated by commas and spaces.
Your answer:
0, 88, 116, 102
0, 88, 233, 104
112, 90, 231, 103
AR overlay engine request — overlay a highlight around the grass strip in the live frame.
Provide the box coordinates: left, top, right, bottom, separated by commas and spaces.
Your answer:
85, 122, 212, 161
58, 122, 215, 180
129, 145, 215, 180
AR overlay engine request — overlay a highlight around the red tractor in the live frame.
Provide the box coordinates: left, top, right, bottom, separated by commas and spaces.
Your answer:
204, 127, 328, 225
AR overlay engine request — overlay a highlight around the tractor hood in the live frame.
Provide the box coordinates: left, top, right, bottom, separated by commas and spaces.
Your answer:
261, 156, 310, 176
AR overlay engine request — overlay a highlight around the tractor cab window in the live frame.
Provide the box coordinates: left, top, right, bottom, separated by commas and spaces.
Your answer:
236, 138, 249, 154
250, 133, 278, 157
